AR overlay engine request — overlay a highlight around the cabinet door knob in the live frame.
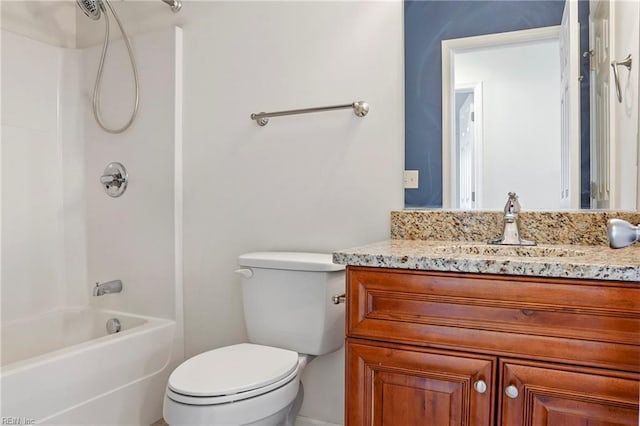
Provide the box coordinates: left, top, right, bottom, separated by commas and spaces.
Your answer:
473, 380, 487, 394
504, 385, 519, 399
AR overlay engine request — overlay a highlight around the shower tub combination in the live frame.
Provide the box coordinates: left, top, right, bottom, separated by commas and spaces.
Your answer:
1, 308, 175, 424
1, 0, 182, 423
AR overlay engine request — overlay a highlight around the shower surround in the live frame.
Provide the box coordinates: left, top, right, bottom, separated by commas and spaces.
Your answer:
1, 26, 184, 425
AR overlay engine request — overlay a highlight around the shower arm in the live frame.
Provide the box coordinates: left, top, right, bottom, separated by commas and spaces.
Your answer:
160, 0, 182, 13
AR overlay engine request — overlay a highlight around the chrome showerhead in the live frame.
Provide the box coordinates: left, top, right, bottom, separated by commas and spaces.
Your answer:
76, 0, 103, 20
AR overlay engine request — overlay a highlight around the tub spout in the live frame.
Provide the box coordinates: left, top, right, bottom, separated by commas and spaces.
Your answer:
93, 280, 123, 296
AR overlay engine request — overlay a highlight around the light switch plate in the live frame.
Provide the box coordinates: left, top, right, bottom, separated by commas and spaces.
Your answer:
404, 170, 419, 189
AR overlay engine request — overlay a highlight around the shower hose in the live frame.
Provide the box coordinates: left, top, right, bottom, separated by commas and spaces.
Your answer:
92, 0, 139, 134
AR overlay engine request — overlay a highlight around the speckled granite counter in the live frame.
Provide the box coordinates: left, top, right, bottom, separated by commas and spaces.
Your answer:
333, 239, 640, 282
333, 210, 640, 282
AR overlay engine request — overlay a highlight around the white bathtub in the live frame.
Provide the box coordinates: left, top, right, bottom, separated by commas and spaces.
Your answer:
1, 307, 176, 424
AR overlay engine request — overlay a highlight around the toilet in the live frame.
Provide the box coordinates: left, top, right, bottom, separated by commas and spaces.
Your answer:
163, 252, 345, 426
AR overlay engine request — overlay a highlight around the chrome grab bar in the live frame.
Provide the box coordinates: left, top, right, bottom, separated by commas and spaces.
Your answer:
611, 54, 632, 103
250, 101, 369, 127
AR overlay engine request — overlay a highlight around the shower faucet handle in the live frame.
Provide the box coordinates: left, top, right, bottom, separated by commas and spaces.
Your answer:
100, 162, 128, 197
100, 173, 121, 185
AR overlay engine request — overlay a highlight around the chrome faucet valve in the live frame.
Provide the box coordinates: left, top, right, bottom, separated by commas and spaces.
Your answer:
489, 192, 535, 246
100, 162, 128, 198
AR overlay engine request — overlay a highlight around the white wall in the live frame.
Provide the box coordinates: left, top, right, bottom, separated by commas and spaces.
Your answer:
455, 39, 562, 210
1, 29, 87, 323
78, 1, 404, 423
182, 3, 403, 421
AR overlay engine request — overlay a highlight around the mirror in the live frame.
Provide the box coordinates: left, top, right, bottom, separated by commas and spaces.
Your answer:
443, 27, 566, 210
404, 0, 640, 210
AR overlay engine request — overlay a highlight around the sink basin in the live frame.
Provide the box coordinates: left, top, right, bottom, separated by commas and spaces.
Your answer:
427, 245, 587, 258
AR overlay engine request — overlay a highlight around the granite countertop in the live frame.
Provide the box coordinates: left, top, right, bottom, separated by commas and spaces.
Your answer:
333, 239, 640, 282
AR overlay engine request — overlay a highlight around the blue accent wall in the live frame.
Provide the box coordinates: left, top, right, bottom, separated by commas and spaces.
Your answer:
405, 0, 567, 208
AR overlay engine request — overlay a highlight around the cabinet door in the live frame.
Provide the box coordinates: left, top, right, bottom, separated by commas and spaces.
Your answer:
500, 360, 639, 426
346, 338, 494, 426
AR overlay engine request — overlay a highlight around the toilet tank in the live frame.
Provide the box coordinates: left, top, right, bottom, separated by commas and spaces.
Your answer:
237, 252, 345, 356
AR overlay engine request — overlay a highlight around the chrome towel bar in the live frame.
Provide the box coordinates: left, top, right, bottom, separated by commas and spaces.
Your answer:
251, 101, 369, 127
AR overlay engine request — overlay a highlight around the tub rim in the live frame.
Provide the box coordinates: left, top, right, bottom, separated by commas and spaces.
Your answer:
1, 307, 174, 374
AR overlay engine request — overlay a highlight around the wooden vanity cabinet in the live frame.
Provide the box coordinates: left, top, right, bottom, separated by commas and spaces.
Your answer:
499, 360, 639, 426
346, 340, 495, 426
344, 266, 640, 426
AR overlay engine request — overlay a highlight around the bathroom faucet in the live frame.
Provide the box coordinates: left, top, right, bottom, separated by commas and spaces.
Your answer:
93, 280, 123, 296
607, 219, 640, 248
489, 192, 535, 246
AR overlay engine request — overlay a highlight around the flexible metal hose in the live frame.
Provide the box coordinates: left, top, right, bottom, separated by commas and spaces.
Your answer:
92, 0, 139, 134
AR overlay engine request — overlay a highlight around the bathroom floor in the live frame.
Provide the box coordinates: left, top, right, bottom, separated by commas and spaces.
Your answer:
152, 417, 341, 426
295, 417, 342, 426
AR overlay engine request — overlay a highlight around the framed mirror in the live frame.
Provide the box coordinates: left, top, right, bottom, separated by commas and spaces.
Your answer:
405, 0, 640, 210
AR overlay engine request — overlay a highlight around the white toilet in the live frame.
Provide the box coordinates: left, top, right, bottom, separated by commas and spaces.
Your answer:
163, 252, 345, 426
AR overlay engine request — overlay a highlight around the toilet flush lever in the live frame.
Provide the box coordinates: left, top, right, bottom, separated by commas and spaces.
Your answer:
234, 268, 254, 278
331, 293, 346, 304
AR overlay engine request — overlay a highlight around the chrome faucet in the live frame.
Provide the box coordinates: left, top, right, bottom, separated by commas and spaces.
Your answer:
93, 279, 123, 296
489, 192, 535, 246
607, 219, 640, 248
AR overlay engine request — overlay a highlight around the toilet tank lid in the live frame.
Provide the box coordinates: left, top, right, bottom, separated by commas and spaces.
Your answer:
238, 252, 345, 272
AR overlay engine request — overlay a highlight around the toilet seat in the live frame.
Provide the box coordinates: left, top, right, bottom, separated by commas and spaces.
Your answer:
167, 343, 299, 406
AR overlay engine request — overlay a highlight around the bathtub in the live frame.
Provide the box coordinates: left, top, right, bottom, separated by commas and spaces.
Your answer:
1, 307, 176, 424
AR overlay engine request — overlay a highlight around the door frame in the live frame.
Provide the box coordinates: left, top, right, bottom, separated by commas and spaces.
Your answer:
454, 82, 483, 209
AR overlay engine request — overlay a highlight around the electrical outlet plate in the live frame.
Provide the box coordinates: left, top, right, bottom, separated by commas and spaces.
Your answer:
404, 170, 419, 189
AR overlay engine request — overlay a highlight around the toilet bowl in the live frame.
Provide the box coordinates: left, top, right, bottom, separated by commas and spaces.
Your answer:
164, 344, 304, 425
163, 252, 345, 426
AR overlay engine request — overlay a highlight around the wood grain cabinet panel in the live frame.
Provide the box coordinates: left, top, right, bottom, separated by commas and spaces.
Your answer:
346, 339, 495, 426
500, 360, 639, 426
344, 266, 640, 426
346, 267, 640, 372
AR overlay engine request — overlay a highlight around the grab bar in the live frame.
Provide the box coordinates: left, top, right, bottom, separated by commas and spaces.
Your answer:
250, 101, 369, 127
611, 54, 632, 103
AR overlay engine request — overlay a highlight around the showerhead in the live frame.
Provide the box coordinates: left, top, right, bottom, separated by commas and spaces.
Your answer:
76, 0, 103, 20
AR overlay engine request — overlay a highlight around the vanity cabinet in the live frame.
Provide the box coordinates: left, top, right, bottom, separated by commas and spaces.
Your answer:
344, 266, 640, 426
347, 340, 495, 425
500, 360, 639, 425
